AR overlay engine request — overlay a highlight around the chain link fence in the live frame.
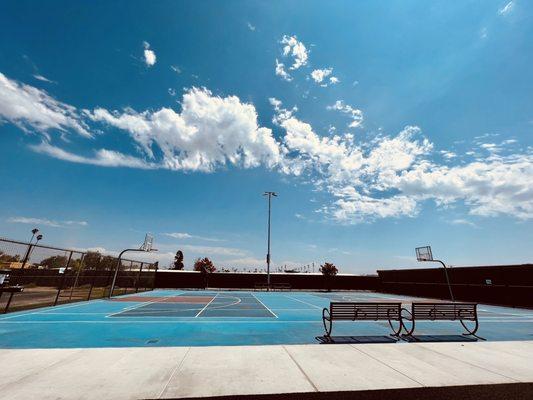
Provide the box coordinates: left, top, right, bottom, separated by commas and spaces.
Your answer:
0, 238, 157, 313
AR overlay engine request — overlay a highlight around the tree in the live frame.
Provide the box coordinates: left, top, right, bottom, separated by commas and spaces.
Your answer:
319, 262, 338, 277
0, 251, 20, 263
40, 255, 68, 269
100, 255, 119, 271
193, 257, 216, 273
83, 251, 103, 270
172, 250, 184, 270
320, 262, 338, 292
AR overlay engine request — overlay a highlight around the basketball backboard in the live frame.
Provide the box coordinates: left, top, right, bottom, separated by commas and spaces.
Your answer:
415, 246, 433, 261
141, 234, 154, 252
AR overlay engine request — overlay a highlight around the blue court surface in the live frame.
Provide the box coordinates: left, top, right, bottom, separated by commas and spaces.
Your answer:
1, 289, 532, 348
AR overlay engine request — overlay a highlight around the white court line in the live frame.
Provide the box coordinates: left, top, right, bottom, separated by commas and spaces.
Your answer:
251, 292, 278, 318
194, 293, 219, 317
206, 296, 242, 310
0, 319, 323, 324
1, 319, 532, 325
0, 298, 108, 320
283, 294, 323, 310
107, 293, 178, 317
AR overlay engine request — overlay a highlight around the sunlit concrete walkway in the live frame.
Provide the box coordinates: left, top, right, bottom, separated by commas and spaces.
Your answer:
1, 341, 533, 399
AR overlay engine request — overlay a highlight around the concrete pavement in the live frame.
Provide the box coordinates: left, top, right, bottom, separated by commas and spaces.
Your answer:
0, 341, 532, 399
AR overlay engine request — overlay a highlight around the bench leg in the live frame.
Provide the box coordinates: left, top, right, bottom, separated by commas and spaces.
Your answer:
460, 318, 483, 339
402, 319, 415, 337
322, 318, 332, 338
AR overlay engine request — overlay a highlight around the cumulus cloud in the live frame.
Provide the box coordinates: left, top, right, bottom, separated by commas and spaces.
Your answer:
87, 87, 283, 172
8, 216, 88, 228
275, 59, 292, 81
310, 68, 339, 87
281, 35, 308, 70
0, 72, 90, 138
327, 100, 364, 128
310, 68, 332, 83
143, 41, 156, 67
3, 75, 532, 223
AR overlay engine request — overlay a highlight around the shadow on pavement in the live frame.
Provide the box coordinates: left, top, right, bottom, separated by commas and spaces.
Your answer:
401, 334, 478, 343
315, 335, 398, 344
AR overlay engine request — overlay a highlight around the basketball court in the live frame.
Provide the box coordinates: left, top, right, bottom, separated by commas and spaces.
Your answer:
1, 289, 532, 349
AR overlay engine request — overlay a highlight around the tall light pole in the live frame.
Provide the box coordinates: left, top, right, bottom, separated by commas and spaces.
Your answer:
21, 230, 43, 270
263, 191, 277, 291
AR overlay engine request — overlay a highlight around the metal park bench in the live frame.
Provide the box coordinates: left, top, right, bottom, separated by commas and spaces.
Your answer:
401, 302, 480, 337
272, 283, 291, 291
322, 302, 403, 339
0, 273, 24, 313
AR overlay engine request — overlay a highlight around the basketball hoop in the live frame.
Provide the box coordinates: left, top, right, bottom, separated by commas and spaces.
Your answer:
415, 246, 433, 262
141, 234, 154, 252
414, 245, 454, 302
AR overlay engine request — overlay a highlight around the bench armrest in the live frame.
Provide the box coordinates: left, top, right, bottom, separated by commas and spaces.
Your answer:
322, 307, 331, 321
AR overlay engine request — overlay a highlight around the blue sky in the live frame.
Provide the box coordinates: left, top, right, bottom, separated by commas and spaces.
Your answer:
0, 0, 532, 273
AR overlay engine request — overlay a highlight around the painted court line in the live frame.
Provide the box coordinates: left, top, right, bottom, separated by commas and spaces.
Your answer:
0, 298, 108, 320
251, 292, 278, 318
194, 293, 219, 317
283, 294, 323, 310
0, 320, 324, 324
206, 296, 242, 310
107, 293, 178, 317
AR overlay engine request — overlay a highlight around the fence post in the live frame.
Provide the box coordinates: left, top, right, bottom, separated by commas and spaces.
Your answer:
135, 262, 144, 293
151, 263, 158, 291
54, 251, 73, 306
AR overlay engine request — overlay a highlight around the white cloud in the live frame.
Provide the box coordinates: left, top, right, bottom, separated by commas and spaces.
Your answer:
4, 75, 531, 224
247, 22, 256, 31
499, 1, 514, 15
143, 41, 156, 67
30, 141, 155, 169
327, 100, 364, 128
164, 232, 222, 242
8, 216, 88, 228
440, 150, 457, 159
0, 72, 90, 137
168, 88, 176, 96
170, 65, 181, 74
275, 59, 292, 81
281, 35, 308, 70
449, 219, 477, 227
310, 68, 332, 83
179, 244, 246, 257
87, 87, 283, 172
33, 74, 56, 84
310, 69, 339, 87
